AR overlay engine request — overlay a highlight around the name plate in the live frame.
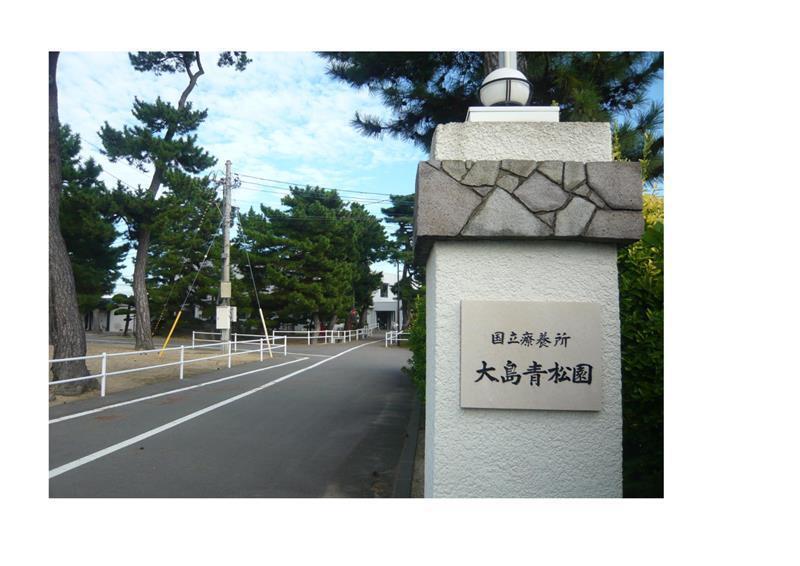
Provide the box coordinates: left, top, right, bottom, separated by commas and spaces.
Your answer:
460, 301, 602, 411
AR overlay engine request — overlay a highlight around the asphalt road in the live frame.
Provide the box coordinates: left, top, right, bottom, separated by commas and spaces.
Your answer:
49, 339, 415, 497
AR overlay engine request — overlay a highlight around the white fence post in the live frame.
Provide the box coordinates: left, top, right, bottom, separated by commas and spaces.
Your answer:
234, 333, 238, 352
307, 331, 311, 346
260, 338, 264, 362
180, 345, 185, 380
283, 337, 287, 356
192, 331, 195, 349
100, 352, 107, 397
228, 341, 232, 368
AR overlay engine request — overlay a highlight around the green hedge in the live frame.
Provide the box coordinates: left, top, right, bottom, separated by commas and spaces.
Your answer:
619, 195, 663, 497
403, 290, 426, 402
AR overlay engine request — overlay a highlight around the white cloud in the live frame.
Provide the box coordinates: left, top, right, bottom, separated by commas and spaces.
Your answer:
57, 51, 427, 294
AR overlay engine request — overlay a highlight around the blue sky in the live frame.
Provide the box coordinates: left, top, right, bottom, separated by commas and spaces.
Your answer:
58, 52, 663, 295
58, 51, 428, 294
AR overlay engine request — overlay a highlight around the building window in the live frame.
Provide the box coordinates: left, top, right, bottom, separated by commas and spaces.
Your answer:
380, 283, 389, 298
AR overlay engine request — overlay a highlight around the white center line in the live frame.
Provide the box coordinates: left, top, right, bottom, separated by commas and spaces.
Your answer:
49, 357, 308, 425
49, 341, 374, 479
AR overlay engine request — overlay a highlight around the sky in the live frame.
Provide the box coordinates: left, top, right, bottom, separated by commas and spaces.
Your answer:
58, 52, 429, 294
58, 51, 662, 295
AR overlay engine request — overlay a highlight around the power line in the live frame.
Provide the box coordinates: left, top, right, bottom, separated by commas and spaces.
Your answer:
79, 143, 404, 201
235, 171, 399, 197
232, 199, 395, 224
236, 181, 391, 205
82, 139, 144, 191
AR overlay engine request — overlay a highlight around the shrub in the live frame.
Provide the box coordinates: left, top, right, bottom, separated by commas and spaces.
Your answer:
618, 194, 664, 497
403, 290, 426, 402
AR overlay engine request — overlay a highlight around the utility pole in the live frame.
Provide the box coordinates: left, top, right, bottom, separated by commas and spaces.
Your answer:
220, 160, 232, 342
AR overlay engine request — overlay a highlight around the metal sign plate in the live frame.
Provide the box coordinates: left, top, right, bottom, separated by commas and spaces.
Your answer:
460, 301, 602, 411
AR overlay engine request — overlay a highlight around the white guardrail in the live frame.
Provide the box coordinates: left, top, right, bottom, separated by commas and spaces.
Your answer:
385, 331, 409, 347
270, 325, 378, 345
49, 335, 287, 398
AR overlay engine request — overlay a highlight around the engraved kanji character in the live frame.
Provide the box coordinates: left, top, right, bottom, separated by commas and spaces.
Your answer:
523, 361, 547, 387
572, 363, 593, 384
547, 362, 571, 383
502, 360, 522, 384
475, 361, 499, 382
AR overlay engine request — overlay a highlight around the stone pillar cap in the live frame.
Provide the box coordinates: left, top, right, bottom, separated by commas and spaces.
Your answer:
413, 159, 644, 264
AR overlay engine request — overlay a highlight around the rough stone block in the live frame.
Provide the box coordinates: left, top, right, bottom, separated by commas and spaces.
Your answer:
514, 172, 569, 212
537, 161, 563, 185
500, 160, 537, 178
496, 173, 520, 193
555, 197, 596, 236
564, 161, 586, 191
589, 191, 607, 209
573, 184, 591, 197
415, 162, 482, 237
413, 159, 645, 262
586, 162, 642, 210
584, 209, 644, 241
442, 160, 468, 181
461, 161, 500, 187
538, 211, 555, 227
462, 189, 552, 237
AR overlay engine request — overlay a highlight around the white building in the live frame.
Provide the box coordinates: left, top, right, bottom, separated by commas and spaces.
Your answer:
83, 306, 135, 333
365, 271, 403, 330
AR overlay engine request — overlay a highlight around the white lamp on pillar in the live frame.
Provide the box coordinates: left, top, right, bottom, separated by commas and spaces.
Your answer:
479, 51, 532, 107
467, 51, 559, 122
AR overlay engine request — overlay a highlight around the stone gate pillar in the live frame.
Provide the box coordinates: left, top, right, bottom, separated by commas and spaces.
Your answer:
415, 117, 643, 497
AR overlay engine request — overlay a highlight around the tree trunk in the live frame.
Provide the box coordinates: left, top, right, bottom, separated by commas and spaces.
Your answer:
312, 313, 321, 344
132, 228, 154, 350
360, 306, 370, 330
482, 52, 528, 76
49, 284, 55, 344
129, 54, 203, 350
49, 52, 96, 394
483, 52, 499, 76
516, 53, 528, 76
123, 307, 131, 336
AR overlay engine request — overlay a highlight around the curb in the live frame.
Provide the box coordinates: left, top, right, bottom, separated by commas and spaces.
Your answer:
392, 394, 421, 498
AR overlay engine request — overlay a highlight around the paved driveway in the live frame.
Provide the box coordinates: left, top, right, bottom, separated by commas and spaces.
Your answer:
49, 340, 416, 497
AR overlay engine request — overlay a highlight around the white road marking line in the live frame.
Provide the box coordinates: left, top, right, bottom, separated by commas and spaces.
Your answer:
49, 341, 374, 479
49, 357, 309, 425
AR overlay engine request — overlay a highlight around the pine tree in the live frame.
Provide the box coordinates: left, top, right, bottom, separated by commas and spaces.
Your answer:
49, 52, 94, 393
320, 51, 663, 181
146, 171, 223, 337
236, 187, 387, 335
59, 125, 127, 318
238, 187, 352, 332
381, 194, 420, 328
99, 51, 250, 350
348, 202, 390, 326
